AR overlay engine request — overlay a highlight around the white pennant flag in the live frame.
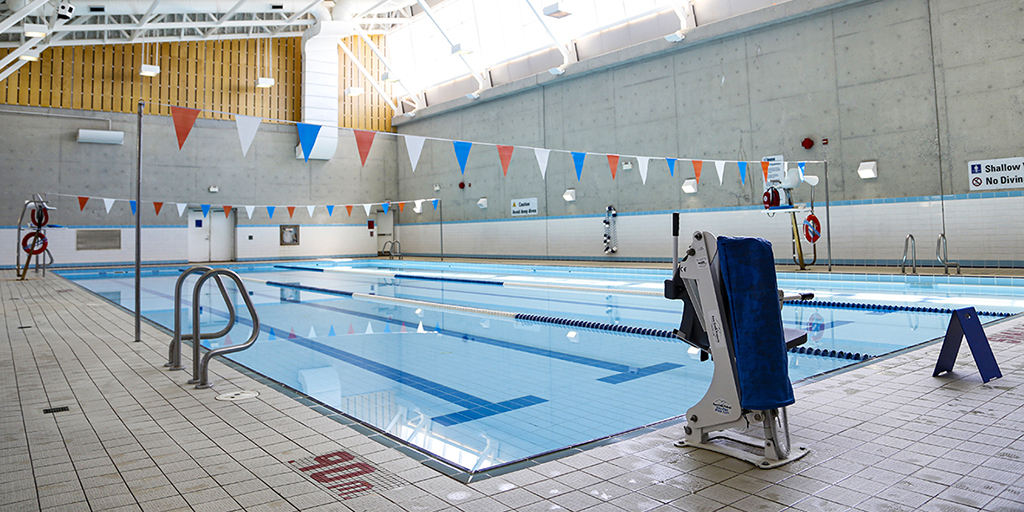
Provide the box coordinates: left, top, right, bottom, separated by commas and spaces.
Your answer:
417, 321, 426, 333
404, 135, 426, 172
637, 157, 650, 185
306, 205, 316, 218
308, 326, 317, 338
715, 160, 726, 185
534, 148, 551, 179
244, 205, 255, 219
234, 115, 262, 157
365, 322, 374, 334
176, 203, 188, 217
362, 204, 372, 217
103, 198, 116, 213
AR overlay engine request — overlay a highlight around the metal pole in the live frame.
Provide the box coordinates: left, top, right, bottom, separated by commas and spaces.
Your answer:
824, 161, 832, 272
438, 199, 444, 262
135, 100, 144, 342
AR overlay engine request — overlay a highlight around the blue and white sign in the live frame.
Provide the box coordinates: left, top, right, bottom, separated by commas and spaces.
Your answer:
969, 157, 1024, 191
511, 197, 538, 216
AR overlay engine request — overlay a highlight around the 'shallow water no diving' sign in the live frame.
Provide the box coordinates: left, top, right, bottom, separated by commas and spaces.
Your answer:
511, 197, 538, 216
969, 157, 1024, 191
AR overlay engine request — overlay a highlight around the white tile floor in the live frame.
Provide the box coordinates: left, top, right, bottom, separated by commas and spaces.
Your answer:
2, 268, 1023, 511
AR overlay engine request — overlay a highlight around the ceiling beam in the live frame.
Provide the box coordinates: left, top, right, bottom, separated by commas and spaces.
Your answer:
129, 0, 162, 42
270, 0, 322, 36
338, 38, 400, 113
0, 0, 49, 36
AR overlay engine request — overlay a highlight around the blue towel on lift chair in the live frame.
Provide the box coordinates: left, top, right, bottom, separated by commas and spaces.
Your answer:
717, 236, 795, 411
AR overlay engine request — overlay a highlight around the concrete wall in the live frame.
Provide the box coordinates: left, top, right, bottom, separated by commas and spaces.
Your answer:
391, 0, 1024, 265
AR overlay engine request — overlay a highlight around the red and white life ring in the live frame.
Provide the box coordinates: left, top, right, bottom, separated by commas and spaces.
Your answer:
22, 232, 48, 255
803, 214, 821, 243
762, 187, 780, 209
31, 207, 48, 228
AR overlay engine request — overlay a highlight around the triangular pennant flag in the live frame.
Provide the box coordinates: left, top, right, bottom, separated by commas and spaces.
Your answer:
607, 154, 619, 180
326, 205, 334, 216
170, 106, 201, 150
692, 160, 703, 184
798, 161, 806, 180
497, 145, 514, 176
400, 322, 407, 333
354, 130, 376, 166
435, 322, 440, 332
347, 324, 355, 335
417, 321, 426, 333
362, 204, 372, 217
153, 202, 164, 216
225, 334, 233, 346
288, 328, 297, 339
234, 114, 262, 157
346, 205, 353, 216
296, 123, 322, 163
637, 157, 650, 185
308, 326, 317, 338
286, 206, 296, 218
267, 206, 276, 218
534, 148, 551, 179
269, 328, 277, 340
129, 200, 137, 215
244, 205, 255, 219
201, 204, 210, 218
404, 135, 426, 172
453, 141, 473, 174
78, 196, 89, 211
306, 205, 315, 218
761, 160, 771, 184
384, 323, 391, 333
432, 199, 438, 210
177, 203, 188, 217
414, 200, 423, 212
715, 161, 726, 185
398, 202, 405, 213
738, 161, 748, 185
382, 202, 390, 214
666, 158, 677, 177
571, 152, 586, 181
329, 325, 337, 336
365, 322, 374, 335
224, 206, 232, 218
103, 198, 115, 213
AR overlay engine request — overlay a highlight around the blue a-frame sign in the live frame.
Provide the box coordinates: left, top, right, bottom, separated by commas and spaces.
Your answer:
933, 307, 1002, 383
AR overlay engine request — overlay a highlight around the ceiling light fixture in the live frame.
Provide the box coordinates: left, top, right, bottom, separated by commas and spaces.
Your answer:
24, 23, 48, 38
562, 188, 576, 202
665, 30, 686, 43
255, 77, 275, 88
857, 161, 878, 179
19, 48, 41, 62
139, 63, 160, 76
345, 86, 365, 96
465, 92, 480, 100
381, 72, 400, 83
682, 179, 698, 193
450, 43, 472, 55
543, 3, 571, 18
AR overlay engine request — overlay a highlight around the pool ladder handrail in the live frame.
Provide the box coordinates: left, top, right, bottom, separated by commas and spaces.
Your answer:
191, 269, 260, 388
936, 234, 961, 275
900, 234, 916, 274
166, 266, 236, 371
382, 240, 403, 260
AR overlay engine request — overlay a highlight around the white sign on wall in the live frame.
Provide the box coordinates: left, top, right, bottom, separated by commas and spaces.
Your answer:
511, 197, 538, 216
762, 155, 785, 190
969, 157, 1024, 191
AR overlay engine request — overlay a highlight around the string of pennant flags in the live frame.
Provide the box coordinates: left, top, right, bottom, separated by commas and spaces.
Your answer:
164, 104, 822, 186
53, 192, 441, 219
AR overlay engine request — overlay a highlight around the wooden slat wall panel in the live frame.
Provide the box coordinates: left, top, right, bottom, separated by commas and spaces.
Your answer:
337, 34, 394, 132
0, 39, 302, 123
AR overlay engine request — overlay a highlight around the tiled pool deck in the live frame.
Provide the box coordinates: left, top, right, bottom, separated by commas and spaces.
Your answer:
2, 268, 1023, 512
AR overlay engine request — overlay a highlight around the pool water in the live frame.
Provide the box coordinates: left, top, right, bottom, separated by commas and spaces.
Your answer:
59, 261, 1022, 472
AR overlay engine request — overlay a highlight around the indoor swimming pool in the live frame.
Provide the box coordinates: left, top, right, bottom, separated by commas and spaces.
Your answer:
58, 261, 1023, 473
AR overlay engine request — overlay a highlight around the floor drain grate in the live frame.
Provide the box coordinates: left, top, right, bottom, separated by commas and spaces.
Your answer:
43, 406, 70, 414
18, 325, 32, 329
215, 390, 259, 401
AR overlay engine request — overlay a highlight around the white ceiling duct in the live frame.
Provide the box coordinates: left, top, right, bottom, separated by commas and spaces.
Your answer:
65, 1, 330, 21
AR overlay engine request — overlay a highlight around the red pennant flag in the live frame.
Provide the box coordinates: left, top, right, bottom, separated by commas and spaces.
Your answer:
288, 328, 297, 339
692, 160, 703, 184
497, 145, 514, 176
761, 161, 770, 183
287, 206, 296, 218
354, 130, 376, 166
78, 196, 89, 211
224, 206, 232, 218
607, 154, 620, 180
170, 106, 202, 150
398, 202, 405, 212
348, 324, 355, 334
153, 202, 164, 215
346, 205, 353, 216
400, 322, 407, 333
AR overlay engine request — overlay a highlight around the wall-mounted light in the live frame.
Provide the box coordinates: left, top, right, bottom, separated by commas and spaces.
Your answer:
23, 23, 48, 38
682, 179, 698, 193
432, 184, 440, 192
857, 161, 878, 179
476, 197, 488, 209
450, 43, 472, 55
255, 77, 275, 88
19, 48, 41, 62
664, 31, 686, 43
543, 3, 571, 18
562, 188, 576, 202
77, 129, 125, 145
140, 63, 160, 76
345, 87, 364, 96
548, 66, 565, 76
381, 72, 400, 83
465, 92, 480, 100
566, 330, 579, 341
622, 161, 633, 171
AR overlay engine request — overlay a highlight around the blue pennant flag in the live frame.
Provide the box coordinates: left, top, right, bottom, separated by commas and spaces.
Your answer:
328, 325, 336, 337
737, 161, 748, 185
267, 206, 276, 219
268, 328, 276, 340
666, 158, 677, 177
571, 152, 586, 181
384, 323, 391, 333
326, 205, 334, 216
382, 202, 390, 214
798, 161, 806, 179
435, 321, 440, 332
296, 123, 322, 163
201, 204, 210, 218
130, 200, 137, 215
432, 199, 439, 210
453, 141, 473, 174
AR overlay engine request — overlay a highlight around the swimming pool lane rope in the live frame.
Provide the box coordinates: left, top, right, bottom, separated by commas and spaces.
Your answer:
793, 299, 1013, 318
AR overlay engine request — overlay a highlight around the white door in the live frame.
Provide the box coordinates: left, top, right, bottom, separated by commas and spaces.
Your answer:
376, 211, 394, 254
188, 209, 236, 262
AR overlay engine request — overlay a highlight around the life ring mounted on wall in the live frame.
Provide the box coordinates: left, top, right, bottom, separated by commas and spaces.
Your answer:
22, 232, 48, 255
803, 214, 821, 243
762, 187, 781, 209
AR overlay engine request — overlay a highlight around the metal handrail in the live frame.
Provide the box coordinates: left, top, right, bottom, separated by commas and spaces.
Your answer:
166, 266, 236, 371
382, 240, 393, 256
900, 234, 916, 274
936, 234, 961, 275
192, 269, 260, 389
392, 241, 402, 260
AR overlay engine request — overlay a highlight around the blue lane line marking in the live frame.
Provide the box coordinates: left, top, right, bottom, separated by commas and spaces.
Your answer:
432, 395, 548, 427
596, 362, 685, 384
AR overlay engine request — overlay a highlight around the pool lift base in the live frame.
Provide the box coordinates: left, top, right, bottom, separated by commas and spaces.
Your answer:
674, 409, 808, 469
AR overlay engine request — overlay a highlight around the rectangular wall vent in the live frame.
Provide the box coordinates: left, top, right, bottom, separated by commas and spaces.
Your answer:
89, 6, 105, 12
76, 229, 121, 251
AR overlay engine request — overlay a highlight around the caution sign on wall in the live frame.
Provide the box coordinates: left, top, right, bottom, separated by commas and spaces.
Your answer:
969, 157, 1024, 191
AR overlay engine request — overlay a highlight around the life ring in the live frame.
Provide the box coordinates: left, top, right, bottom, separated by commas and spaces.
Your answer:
807, 312, 825, 342
22, 232, 48, 255
803, 214, 821, 243
762, 187, 780, 209
31, 207, 48, 228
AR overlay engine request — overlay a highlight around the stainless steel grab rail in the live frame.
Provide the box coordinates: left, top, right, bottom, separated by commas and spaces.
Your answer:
166, 266, 236, 371
900, 234, 916, 274
382, 240, 403, 260
191, 269, 260, 389
936, 234, 961, 275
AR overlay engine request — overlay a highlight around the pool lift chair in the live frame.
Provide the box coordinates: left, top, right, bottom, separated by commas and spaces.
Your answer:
664, 216, 811, 469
